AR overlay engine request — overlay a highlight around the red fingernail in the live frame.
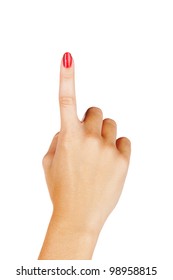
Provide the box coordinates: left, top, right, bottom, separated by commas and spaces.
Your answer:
62, 52, 72, 68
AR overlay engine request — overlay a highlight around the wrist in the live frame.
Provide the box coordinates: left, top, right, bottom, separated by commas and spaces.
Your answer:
39, 211, 100, 260
52, 210, 101, 238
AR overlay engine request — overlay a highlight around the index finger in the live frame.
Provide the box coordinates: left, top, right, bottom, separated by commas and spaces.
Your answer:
59, 52, 78, 131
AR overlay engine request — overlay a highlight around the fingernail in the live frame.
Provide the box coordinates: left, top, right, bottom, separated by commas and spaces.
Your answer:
62, 52, 72, 68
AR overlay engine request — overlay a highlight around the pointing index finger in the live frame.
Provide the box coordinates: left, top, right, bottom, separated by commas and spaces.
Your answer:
59, 52, 78, 131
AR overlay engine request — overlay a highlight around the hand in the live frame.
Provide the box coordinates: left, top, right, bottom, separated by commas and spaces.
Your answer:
39, 52, 131, 259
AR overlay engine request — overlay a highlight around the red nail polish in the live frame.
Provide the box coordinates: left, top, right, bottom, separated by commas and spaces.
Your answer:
62, 52, 72, 68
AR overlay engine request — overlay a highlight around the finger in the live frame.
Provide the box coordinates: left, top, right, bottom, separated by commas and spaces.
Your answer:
102, 118, 117, 144
116, 137, 131, 159
59, 52, 78, 131
83, 107, 103, 135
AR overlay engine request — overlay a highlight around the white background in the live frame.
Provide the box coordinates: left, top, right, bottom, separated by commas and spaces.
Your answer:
0, 0, 172, 279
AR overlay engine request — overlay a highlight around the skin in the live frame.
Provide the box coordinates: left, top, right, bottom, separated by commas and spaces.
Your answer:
38, 55, 131, 260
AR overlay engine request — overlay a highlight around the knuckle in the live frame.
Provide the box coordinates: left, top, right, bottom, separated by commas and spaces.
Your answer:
85, 132, 102, 146
120, 137, 131, 149
59, 96, 75, 106
61, 70, 73, 80
104, 118, 117, 126
118, 138, 131, 161
124, 137, 131, 147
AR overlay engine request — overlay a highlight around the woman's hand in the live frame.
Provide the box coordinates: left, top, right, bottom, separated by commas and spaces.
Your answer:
38, 52, 131, 260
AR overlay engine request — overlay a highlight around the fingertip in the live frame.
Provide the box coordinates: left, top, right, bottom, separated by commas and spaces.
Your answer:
60, 52, 74, 77
59, 52, 75, 98
62, 52, 73, 68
